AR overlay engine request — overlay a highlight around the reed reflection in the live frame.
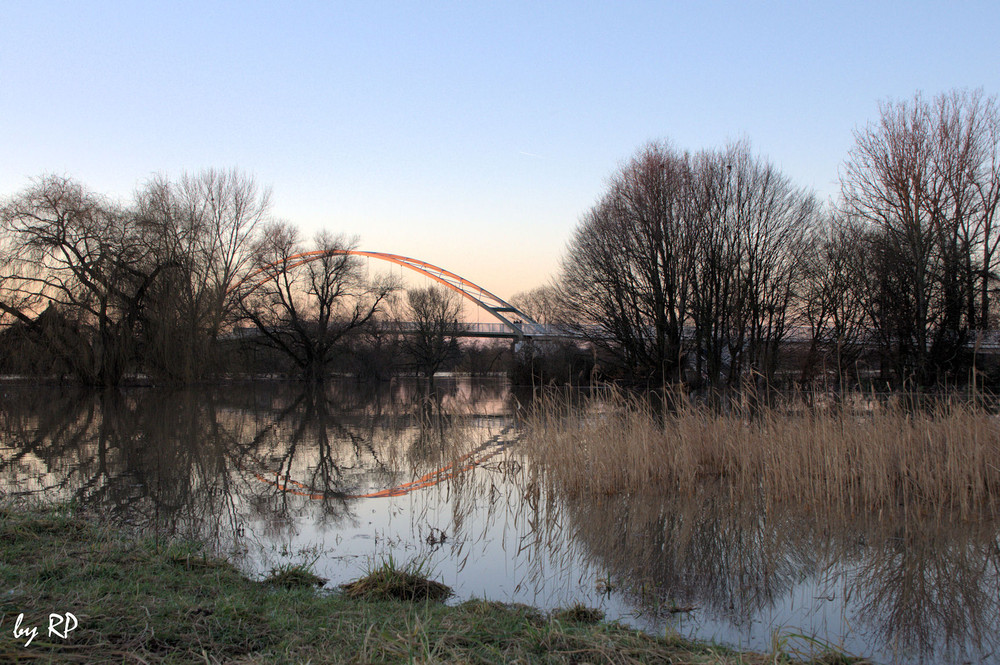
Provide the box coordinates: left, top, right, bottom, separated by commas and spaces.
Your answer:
536, 488, 802, 624
536, 483, 1000, 662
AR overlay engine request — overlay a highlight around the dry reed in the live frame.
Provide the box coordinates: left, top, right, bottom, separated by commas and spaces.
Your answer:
523, 387, 1000, 518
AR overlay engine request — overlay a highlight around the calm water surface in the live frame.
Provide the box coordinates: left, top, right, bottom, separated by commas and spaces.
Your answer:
1, 379, 998, 664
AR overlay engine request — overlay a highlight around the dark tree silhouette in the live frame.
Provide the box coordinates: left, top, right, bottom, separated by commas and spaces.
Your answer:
237, 224, 397, 382
0, 176, 172, 385
400, 285, 462, 378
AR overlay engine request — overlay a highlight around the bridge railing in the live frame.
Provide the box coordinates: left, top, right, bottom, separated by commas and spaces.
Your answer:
225, 322, 1000, 348
388, 321, 566, 337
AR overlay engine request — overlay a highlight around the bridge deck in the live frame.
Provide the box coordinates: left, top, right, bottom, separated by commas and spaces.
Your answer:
227, 323, 1000, 350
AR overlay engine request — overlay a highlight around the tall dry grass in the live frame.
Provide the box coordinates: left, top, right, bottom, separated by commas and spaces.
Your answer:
523, 388, 1000, 518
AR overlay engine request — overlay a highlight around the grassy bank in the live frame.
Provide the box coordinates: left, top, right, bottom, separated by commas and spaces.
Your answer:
524, 388, 1000, 518
0, 503, 861, 664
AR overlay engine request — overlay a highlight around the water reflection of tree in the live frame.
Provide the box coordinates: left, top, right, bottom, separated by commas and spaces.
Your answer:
844, 519, 1000, 663
0, 387, 256, 548
242, 384, 389, 530
0, 379, 512, 551
548, 488, 804, 625
405, 381, 457, 465
546, 486, 1000, 661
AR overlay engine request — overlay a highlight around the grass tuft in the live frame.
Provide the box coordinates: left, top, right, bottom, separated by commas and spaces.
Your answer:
339, 555, 452, 601
551, 603, 605, 624
263, 563, 328, 589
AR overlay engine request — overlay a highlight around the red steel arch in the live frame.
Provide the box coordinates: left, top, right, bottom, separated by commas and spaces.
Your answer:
237, 250, 536, 333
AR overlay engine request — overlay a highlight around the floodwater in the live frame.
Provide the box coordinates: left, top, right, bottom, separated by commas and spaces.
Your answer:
1, 379, 999, 664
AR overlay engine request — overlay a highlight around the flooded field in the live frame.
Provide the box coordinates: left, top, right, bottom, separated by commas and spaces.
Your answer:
2, 379, 999, 664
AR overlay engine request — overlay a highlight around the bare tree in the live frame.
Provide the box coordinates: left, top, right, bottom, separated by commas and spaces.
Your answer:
510, 285, 564, 324
0, 220, 38, 327
237, 224, 397, 382
348, 313, 404, 381
797, 214, 870, 386
559, 141, 816, 388
399, 285, 462, 378
706, 142, 816, 387
0, 176, 171, 385
0, 222, 44, 373
560, 142, 696, 383
135, 169, 269, 381
840, 89, 1000, 383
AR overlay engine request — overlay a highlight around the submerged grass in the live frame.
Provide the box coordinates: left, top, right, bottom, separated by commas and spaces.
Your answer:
0, 502, 870, 663
524, 387, 1000, 518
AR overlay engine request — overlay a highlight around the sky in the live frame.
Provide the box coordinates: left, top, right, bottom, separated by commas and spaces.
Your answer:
3, 1, 999, 300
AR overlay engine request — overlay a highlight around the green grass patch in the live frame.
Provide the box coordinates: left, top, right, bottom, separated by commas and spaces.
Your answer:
0, 503, 867, 663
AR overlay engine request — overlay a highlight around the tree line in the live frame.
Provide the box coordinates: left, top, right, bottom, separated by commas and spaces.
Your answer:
540, 88, 1000, 389
3, 88, 998, 388
0, 170, 485, 384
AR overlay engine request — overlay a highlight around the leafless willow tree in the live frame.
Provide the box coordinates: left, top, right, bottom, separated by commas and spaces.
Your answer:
0, 219, 38, 326
0, 170, 269, 384
0, 176, 171, 385
237, 224, 398, 382
0, 220, 44, 373
840, 89, 1000, 383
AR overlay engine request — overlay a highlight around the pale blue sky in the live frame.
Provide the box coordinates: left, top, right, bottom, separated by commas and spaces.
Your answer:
3, 1, 998, 297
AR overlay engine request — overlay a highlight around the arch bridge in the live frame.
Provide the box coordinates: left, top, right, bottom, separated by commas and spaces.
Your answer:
241, 250, 556, 340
